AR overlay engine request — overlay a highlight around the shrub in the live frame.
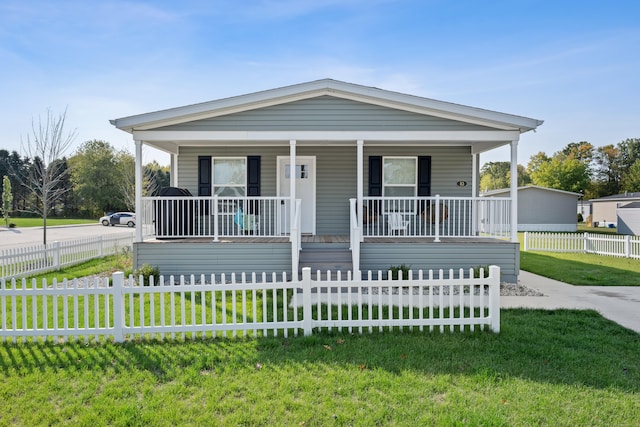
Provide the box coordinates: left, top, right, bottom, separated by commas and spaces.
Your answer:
388, 264, 411, 280
472, 265, 491, 278
133, 263, 160, 286
577, 213, 584, 222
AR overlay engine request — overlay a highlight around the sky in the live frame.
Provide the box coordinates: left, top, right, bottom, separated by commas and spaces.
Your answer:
1, 0, 638, 167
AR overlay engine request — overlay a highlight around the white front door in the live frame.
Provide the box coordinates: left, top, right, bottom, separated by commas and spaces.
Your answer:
278, 156, 316, 234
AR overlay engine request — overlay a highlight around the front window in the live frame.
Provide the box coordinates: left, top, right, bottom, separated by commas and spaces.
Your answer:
213, 158, 246, 197
383, 157, 416, 196
383, 157, 417, 212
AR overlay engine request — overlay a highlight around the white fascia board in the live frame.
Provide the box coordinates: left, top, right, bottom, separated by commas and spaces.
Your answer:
132, 129, 521, 143
112, 79, 543, 133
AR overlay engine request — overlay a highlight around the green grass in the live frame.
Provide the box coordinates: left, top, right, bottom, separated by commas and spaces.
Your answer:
577, 223, 618, 234
16, 252, 133, 284
4, 218, 95, 228
519, 233, 640, 286
0, 309, 638, 426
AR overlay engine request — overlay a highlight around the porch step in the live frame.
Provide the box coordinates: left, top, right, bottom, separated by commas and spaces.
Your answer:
299, 245, 353, 275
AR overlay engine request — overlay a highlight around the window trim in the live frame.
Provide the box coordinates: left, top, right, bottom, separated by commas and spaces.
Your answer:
382, 156, 417, 197
212, 157, 247, 197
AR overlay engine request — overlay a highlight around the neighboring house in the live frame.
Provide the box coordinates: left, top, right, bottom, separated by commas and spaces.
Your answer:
590, 193, 640, 228
481, 186, 581, 232
617, 202, 640, 235
577, 200, 591, 220
111, 79, 543, 283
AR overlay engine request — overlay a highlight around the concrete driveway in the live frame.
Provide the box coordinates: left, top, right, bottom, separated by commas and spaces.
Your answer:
506, 271, 640, 334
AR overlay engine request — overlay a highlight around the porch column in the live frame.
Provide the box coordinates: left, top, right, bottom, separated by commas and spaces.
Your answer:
357, 140, 364, 235
289, 140, 296, 230
170, 153, 178, 187
510, 140, 518, 243
135, 139, 143, 243
472, 152, 479, 235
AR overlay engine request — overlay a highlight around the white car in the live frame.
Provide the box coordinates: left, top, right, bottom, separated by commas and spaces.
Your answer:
100, 212, 136, 227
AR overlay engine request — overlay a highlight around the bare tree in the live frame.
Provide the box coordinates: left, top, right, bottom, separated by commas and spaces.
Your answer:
20, 108, 76, 245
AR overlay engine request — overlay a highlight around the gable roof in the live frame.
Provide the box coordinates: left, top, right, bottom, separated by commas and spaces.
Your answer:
481, 185, 581, 197
618, 202, 640, 209
590, 193, 640, 203
110, 79, 543, 133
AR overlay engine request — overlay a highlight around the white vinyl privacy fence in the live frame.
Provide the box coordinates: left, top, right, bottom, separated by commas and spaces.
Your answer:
0, 232, 134, 280
0, 266, 501, 343
523, 232, 640, 259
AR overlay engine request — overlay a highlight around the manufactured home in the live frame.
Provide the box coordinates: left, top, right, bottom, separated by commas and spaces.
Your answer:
111, 79, 543, 282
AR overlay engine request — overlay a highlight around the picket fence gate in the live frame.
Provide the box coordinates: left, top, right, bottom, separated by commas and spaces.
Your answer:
0, 266, 501, 343
0, 232, 134, 280
523, 232, 640, 259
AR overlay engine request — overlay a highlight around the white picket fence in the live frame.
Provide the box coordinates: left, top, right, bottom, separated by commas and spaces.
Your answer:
523, 232, 640, 259
0, 233, 135, 280
0, 266, 501, 343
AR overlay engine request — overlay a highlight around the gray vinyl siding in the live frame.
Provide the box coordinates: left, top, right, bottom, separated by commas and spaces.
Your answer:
158, 96, 494, 132
134, 242, 292, 277
177, 146, 472, 235
361, 241, 519, 283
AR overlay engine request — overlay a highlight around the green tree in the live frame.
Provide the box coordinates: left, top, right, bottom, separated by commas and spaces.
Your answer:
592, 144, 622, 197
621, 159, 640, 192
479, 162, 510, 191
2, 175, 12, 227
530, 156, 590, 194
562, 141, 594, 164
69, 140, 124, 216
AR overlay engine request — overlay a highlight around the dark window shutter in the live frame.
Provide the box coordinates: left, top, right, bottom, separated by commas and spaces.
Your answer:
418, 156, 432, 196
247, 156, 261, 196
198, 156, 212, 196
368, 156, 382, 196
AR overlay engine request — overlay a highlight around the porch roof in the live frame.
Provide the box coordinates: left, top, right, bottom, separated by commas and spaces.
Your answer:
110, 79, 543, 155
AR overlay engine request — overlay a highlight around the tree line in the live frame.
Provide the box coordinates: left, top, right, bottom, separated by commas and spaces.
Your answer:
0, 140, 169, 219
480, 138, 640, 199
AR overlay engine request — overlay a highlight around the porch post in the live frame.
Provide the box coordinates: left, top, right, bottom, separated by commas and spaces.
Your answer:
510, 140, 518, 243
357, 140, 364, 237
170, 153, 178, 187
289, 140, 296, 232
472, 152, 479, 235
134, 140, 143, 243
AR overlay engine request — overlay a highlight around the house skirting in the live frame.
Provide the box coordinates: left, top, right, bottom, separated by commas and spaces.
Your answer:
134, 239, 519, 283
360, 241, 519, 283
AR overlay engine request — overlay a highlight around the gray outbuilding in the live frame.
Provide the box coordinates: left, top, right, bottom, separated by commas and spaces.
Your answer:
481, 186, 580, 232
616, 202, 640, 235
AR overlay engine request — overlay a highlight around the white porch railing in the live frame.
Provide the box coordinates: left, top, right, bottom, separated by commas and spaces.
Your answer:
140, 196, 296, 240
0, 266, 500, 343
353, 196, 511, 240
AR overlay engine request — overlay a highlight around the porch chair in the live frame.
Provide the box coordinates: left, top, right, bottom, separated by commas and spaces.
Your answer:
234, 208, 260, 235
387, 212, 409, 235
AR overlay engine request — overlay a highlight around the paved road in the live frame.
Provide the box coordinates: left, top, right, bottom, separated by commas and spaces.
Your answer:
0, 223, 135, 249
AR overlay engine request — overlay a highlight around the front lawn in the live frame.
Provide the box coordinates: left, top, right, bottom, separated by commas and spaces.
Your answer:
519, 232, 640, 286
1, 309, 639, 426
